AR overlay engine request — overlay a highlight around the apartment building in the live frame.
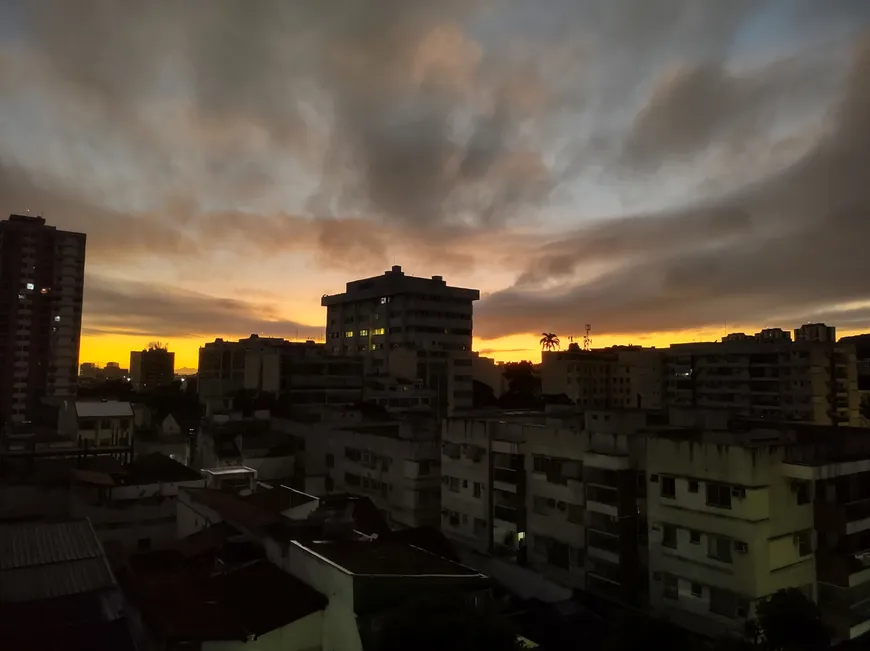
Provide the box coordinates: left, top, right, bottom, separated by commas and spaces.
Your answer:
0, 214, 86, 425
667, 325, 860, 425
646, 415, 816, 637
130, 344, 175, 392
58, 400, 134, 447
540, 343, 665, 409
197, 335, 363, 407
441, 410, 649, 605
322, 265, 480, 414
272, 407, 442, 528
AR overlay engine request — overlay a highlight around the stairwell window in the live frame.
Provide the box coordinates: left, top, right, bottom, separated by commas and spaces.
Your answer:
660, 476, 676, 499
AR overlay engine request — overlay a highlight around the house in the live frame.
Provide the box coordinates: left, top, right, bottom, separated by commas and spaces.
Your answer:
70, 452, 205, 552
0, 519, 136, 651
59, 400, 134, 447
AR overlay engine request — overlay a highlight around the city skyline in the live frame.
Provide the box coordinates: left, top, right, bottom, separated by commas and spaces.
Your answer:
2, 2, 870, 370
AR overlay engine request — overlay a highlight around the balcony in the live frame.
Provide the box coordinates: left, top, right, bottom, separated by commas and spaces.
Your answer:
586, 484, 619, 517
493, 467, 519, 485
587, 510, 621, 537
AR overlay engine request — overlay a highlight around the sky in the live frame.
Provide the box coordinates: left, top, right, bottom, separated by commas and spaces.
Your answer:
1, 1, 870, 371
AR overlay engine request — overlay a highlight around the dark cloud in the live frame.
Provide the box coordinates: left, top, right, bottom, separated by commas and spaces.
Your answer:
477, 34, 870, 339
83, 275, 317, 339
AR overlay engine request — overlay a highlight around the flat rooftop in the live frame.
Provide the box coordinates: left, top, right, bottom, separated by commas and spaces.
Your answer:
296, 540, 485, 577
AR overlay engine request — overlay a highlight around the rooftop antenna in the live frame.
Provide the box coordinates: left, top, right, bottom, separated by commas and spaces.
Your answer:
583, 324, 591, 351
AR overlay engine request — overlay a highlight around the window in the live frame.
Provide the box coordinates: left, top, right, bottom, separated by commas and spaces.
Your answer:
662, 524, 677, 549
372, 328, 385, 335
568, 503, 584, 524
661, 476, 676, 499
663, 574, 678, 600
359, 329, 369, 336
795, 481, 811, 505
690, 530, 701, 545
691, 582, 703, 597
706, 483, 732, 509
688, 479, 699, 493
708, 535, 733, 563
473, 482, 482, 498
344, 331, 353, 338
796, 531, 813, 556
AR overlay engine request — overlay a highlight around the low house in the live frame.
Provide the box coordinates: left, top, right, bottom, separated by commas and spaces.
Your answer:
59, 400, 134, 448
70, 452, 205, 552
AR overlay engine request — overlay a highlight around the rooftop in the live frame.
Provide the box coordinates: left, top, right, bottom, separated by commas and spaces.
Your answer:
296, 539, 484, 577
130, 559, 327, 642
0, 519, 117, 603
71, 452, 203, 487
74, 400, 134, 418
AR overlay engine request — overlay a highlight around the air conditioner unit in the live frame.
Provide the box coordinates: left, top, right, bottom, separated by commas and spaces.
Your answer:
651, 523, 661, 532
735, 541, 749, 554
732, 487, 746, 499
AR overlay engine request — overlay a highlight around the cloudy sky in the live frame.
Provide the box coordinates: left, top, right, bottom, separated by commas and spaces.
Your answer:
1, 1, 869, 369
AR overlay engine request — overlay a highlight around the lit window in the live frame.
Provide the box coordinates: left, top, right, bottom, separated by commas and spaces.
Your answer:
359, 329, 369, 336
40, 287, 50, 294
372, 328, 385, 335
25, 283, 34, 291
344, 331, 353, 338
54, 316, 60, 322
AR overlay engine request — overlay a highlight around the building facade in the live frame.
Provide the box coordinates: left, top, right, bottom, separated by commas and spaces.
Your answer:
0, 214, 85, 425
667, 327, 860, 425
130, 345, 175, 392
322, 266, 479, 414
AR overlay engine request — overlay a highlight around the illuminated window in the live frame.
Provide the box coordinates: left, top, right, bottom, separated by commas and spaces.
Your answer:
54, 316, 60, 322
372, 328, 385, 335
344, 331, 353, 338
359, 329, 369, 336
25, 282, 34, 291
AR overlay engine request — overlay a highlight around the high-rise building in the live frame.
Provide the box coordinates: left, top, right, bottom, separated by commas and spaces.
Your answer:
130, 344, 175, 392
0, 214, 85, 425
322, 266, 480, 414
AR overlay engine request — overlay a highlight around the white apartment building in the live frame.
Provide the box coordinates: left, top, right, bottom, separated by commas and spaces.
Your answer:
441, 410, 649, 605
322, 266, 479, 414
58, 400, 134, 447
0, 214, 85, 424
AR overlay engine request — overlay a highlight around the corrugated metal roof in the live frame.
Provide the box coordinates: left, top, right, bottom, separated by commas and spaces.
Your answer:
0, 558, 115, 602
0, 520, 117, 603
0, 520, 103, 570
75, 401, 134, 418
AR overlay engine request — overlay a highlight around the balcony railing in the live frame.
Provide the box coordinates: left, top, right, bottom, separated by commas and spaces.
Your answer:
588, 530, 621, 555
587, 511, 621, 536
493, 467, 519, 485
587, 485, 619, 507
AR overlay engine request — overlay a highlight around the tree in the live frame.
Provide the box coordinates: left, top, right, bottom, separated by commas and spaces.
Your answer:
502, 361, 539, 395
375, 591, 523, 651
753, 588, 830, 651
472, 379, 498, 408
539, 332, 560, 351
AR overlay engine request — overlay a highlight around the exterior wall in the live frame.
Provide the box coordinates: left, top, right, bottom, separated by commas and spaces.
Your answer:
470, 353, 506, 397
204, 611, 324, 651
647, 437, 815, 636
75, 414, 133, 446
267, 540, 363, 651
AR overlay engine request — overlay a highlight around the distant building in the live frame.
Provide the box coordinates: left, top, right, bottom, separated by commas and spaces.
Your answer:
58, 400, 134, 448
0, 214, 86, 425
130, 344, 175, 391
197, 335, 364, 407
795, 322, 837, 343
540, 343, 665, 409
102, 361, 127, 381
322, 265, 480, 414
667, 324, 860, 425
470, 352, 507, 398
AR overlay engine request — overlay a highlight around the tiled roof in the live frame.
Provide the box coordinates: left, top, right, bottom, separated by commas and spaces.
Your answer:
0, 519, 117, 603
297, 540, 486, 577
74, 400, 134, 418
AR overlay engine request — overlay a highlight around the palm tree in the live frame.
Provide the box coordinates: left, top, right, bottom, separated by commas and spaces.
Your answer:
540, 333, 560, 351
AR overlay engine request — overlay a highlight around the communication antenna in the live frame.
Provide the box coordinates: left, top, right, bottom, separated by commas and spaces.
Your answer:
583, 324, 592, 351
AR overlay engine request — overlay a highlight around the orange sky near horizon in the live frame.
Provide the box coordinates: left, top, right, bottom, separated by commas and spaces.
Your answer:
81, 326, 861, 372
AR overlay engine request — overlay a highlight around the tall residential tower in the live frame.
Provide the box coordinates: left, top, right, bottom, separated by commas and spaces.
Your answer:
322, 266, 480, 414
0, 214, 86, 424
